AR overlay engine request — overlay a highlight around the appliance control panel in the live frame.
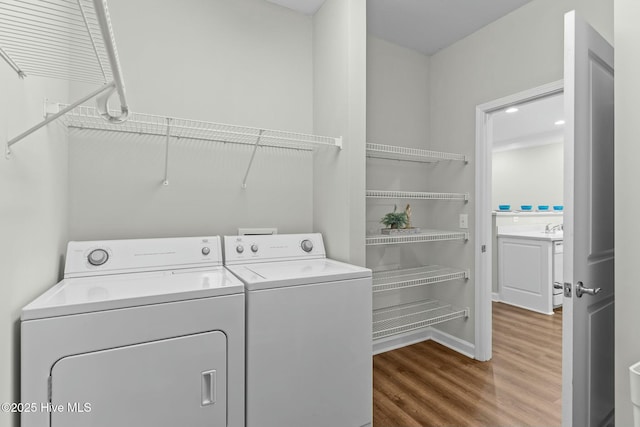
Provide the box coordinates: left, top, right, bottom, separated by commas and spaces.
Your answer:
64, 236, 222, 278
224, 233, 326, 265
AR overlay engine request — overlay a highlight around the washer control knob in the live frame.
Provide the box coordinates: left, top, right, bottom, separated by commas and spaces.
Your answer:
301, 239, 313, 253
201, 247, 211, 256
236, 245, 244, 254
88, 249, 109, 266
251, 244, 259, 253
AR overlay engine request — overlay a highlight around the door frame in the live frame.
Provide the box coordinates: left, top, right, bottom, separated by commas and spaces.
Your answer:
474, 79, 564, 361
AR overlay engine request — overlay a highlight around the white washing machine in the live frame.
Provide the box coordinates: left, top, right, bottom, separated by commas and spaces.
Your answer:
223, 233, 372, 427
21, 236, 244, 427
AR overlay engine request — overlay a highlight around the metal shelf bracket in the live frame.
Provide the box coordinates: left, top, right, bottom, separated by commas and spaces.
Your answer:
5, 83, 117, 159
241, 130, 265, 189
163, 118, 172, 186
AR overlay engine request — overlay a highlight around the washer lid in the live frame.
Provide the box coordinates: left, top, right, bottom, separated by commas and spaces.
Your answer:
226, 258, 371, 291
21, 267, 244, 320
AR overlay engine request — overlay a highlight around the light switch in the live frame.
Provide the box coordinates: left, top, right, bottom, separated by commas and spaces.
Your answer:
459, 214, 468, 229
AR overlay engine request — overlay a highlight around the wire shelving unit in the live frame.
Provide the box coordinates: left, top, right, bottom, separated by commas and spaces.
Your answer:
366, 230, 468, 246
366, 139, 470, 351
1, 0, 129, 157
366, 190, 469, 201
366, 143, 467, 163
373, 299, 469, 340
372, 266, 469, 293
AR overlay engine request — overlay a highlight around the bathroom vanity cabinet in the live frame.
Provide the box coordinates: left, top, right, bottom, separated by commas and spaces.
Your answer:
497, 229, 563, 315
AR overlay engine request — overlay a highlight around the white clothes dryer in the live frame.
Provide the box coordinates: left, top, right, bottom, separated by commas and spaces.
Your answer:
21, 236, 244, 427
224, 233, 372, 427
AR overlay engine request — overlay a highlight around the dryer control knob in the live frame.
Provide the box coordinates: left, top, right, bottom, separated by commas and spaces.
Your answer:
236, 245, 245, 254
301, 239, 313, 253
88, 249, 109, 266
201, 247, 211, 256
251, 244, 259, 253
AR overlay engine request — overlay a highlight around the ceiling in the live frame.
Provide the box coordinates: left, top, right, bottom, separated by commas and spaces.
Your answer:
492, 93, 565, 152
264, 0, 557, 150
265, 0, 533, 55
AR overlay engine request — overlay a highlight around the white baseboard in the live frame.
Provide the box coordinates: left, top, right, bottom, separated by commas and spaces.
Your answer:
373, 328, 475, 359
429, 328, 476, 359
373, 329, 432, 355
492, 292, 501, 301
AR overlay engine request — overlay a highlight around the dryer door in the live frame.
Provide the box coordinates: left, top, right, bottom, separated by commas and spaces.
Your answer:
50, 331, 226, 427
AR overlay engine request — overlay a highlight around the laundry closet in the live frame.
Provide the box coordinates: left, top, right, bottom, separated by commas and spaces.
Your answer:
2, 0, 367, 425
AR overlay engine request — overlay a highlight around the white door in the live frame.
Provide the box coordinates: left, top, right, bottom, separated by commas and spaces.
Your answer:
562, 10, 614, 427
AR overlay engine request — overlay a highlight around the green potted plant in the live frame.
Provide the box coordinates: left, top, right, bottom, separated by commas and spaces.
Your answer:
381, 205, 408, 229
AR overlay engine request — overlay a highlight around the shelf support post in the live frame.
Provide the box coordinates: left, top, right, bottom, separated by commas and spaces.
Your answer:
241, 129, 264, 189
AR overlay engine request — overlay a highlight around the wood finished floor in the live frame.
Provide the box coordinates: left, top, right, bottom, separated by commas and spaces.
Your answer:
373, 302, 562, 427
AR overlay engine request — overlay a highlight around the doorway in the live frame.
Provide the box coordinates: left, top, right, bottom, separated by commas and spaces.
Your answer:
491, 91, 565, 309
474, 83, 567, 421
474, 80, 564, 361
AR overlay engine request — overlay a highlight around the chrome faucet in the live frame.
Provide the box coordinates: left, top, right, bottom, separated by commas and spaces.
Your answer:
545, 223, 563, 233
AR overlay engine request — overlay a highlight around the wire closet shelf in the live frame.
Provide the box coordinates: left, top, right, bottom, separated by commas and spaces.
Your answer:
1, 0, 128, 155
366, 190, 469, 201
366, 230, 469, 246
62, 105, 343, 151
373, 299, 469, 340
366, 143, 468, 163
372, 266, 469, 293
61, 104, 342, 188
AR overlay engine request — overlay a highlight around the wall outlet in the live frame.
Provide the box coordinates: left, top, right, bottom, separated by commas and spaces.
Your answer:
459, 214, 468, 229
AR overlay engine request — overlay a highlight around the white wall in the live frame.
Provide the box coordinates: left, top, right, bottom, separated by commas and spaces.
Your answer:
492, 142, 564, 209
68, 0, 318, 241
366, 36, 430, 149
0, 71, 69, 427
425, 0, 612, 344
93, 0, 314, 130
312, 0, 367, 265
615, 1, 640, 425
